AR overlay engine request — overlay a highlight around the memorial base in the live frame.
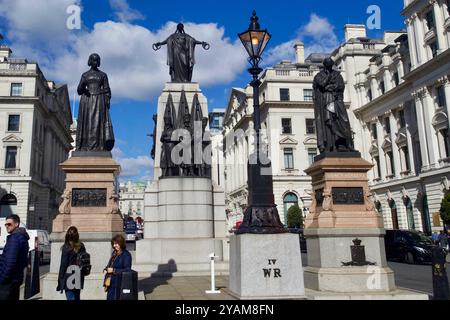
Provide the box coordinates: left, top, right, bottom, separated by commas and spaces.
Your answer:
229, 233, 305, 300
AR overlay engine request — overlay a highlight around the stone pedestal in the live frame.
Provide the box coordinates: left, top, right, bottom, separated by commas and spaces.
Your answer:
43, 156, 123, 300
303, 157, 428, 300
229, 233, 305, 300
135, 177, 229, 275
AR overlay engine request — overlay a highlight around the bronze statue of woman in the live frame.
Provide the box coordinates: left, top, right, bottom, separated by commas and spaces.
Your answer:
76, 53, 115, 153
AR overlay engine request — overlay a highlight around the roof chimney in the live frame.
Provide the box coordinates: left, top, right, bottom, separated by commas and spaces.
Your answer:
344, 24, 367, 42
294, 42, 305, 64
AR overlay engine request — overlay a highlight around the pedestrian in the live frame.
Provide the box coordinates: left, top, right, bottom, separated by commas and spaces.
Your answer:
103, 234, 132, 300
56, 226, 86, 300
438, 231, 448, 252
0, 214, 30, 300
432, 232, 440, 245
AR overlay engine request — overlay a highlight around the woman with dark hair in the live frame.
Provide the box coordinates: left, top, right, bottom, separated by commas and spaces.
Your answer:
103, 234, 132, 300
57, 226, 86, 300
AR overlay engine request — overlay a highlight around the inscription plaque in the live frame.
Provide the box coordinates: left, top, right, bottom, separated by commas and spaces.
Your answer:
72, 189, 107, 207
332, 187, 364, 205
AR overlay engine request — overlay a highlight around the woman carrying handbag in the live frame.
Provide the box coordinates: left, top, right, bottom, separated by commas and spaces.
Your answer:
103, 234, 132, 300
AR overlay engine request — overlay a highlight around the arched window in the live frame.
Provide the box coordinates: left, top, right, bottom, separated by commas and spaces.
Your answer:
283, 193, 298, 225
389, 199, 399, 230
403, 197, 415, 230
0, 194, 17, 218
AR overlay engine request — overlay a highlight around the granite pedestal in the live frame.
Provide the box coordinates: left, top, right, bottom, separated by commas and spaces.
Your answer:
229, 233, 305, 300
303, 156, 428, 300
42, 156, 123, 300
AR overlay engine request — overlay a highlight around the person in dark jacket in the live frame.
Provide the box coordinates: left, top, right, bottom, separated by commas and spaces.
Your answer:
103, 234, 131, 300
57, 226, 86, 300
0, 214, 30, 300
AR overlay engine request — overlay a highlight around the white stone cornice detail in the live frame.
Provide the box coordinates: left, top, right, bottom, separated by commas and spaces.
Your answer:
279, 136, 299, 145
401, 186, 409, 199
437, 76, 450, 86
442, 176, 450, 191
2, 134, 23, 144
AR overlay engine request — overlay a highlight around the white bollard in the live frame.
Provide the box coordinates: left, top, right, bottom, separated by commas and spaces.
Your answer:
206, 252, 221, 294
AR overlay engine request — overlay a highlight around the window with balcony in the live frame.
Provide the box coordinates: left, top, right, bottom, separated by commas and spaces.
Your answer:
437, 85, 446, 108
387, 151, 395, 176
308, 148, 317, 166
439, 129, 450, 158
284, 148, 294, 170
7, 115, 20, 132
5, 146, 17, 170
398, 110, 406, 128
280, 88, 290, 101
303, 89, 313, 102
282, 118, 292, 134
306, 119, 316, 135
367, 89, 373, 101
426, 10, 435, 30
374, 156, 382, 179
10, 83, 23, 97
402, 147, 411, 172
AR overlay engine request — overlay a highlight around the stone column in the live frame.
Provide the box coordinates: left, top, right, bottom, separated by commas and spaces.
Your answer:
43, 129, 52, 181
432, 0, 447, 53
406, 17, 418, 69
405, 124, 416, 175
376, 119, 388, 180
422, 88, 440, 167
442, 78, 450, 131
369, 63, 379, 98
414, 90, 430, 169
389, 112, 402, 178
396, 58, 405, 83
382, 54, 392, 91
413, 14, 427, 64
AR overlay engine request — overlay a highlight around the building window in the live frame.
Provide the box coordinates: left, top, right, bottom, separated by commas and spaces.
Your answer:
308, 148, 317, 165
439, 129, 450, 158
447, 0, 450, 15
282, 118, 292, 134
398, 110, 406, 128
306, 119, 316, 135
371, 123, 378, 140
303, 89, 313, 102
284, 148, 294, 170
384, 118, 391, 135
430, 41, 438, 58
374, 156, 382, 179
0, 194, 17, 218
402, 146, 411, 172
426, 10, 435, 30
367, 89, 373, 101
10, 83, 23, 97
387, 151, 395, 176
7, 115, 20, 132
280, 88, 290, 101
437, 85, 446, 108
5, 146, 17, 169
393, 72, 400, 86
379, 81, 385, 95
283, 193, 299, 226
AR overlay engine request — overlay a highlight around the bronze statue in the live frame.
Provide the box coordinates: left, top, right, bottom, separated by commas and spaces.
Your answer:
76, 53, 115, 152
313, 58, 355, 153
153, 23, 210, 83
160, 94, 177, 177
150, 114, 157, 160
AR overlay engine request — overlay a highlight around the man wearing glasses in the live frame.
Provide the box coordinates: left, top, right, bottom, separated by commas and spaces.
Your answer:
0, 214, 29, 300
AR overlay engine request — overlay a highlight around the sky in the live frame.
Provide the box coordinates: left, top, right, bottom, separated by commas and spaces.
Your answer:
0, 0, 405, 182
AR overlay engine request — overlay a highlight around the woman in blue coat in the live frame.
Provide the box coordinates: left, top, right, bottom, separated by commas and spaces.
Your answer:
103, 234, 132, 300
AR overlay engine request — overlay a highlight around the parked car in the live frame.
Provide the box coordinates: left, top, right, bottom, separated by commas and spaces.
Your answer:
27, 230, 51, 265
384, 229, 435, 264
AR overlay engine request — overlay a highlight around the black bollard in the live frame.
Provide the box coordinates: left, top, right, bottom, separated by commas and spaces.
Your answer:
24, 249, 40, 300
116, 270, 138, 300
432, 246, 449, 300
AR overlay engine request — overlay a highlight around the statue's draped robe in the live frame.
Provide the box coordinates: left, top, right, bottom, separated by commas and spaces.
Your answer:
160, 94, 176, 175
76, 70, 115, 151
165, 33, 197, 83
313, 69, 354, 152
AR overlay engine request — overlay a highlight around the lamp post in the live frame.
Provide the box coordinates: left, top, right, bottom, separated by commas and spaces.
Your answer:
236, 11, 286, 235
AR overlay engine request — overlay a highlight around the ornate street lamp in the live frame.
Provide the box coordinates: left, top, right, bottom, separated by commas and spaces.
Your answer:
236, 11, 286, 235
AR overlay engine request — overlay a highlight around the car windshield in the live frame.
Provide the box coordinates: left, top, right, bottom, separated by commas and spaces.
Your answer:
405, 232, 432, 244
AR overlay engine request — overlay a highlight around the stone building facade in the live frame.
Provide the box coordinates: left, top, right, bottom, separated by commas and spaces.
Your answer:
0, 45, 72, 231
119, 180, 145, 218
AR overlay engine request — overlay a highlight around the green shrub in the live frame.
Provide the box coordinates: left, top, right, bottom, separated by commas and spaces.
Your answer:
440, 193, 450, 226
287, 204, 303, 228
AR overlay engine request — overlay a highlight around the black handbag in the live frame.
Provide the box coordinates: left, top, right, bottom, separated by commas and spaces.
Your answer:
116, 270, 138, 300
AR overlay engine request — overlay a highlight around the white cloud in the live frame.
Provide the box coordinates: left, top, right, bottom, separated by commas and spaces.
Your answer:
113, 147, 154, 179
264, 14, 339, 66
0, 1, 247, 102
109, 0, 144, 23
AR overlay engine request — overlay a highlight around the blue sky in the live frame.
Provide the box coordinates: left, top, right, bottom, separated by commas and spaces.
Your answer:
0, 0, 405, 182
